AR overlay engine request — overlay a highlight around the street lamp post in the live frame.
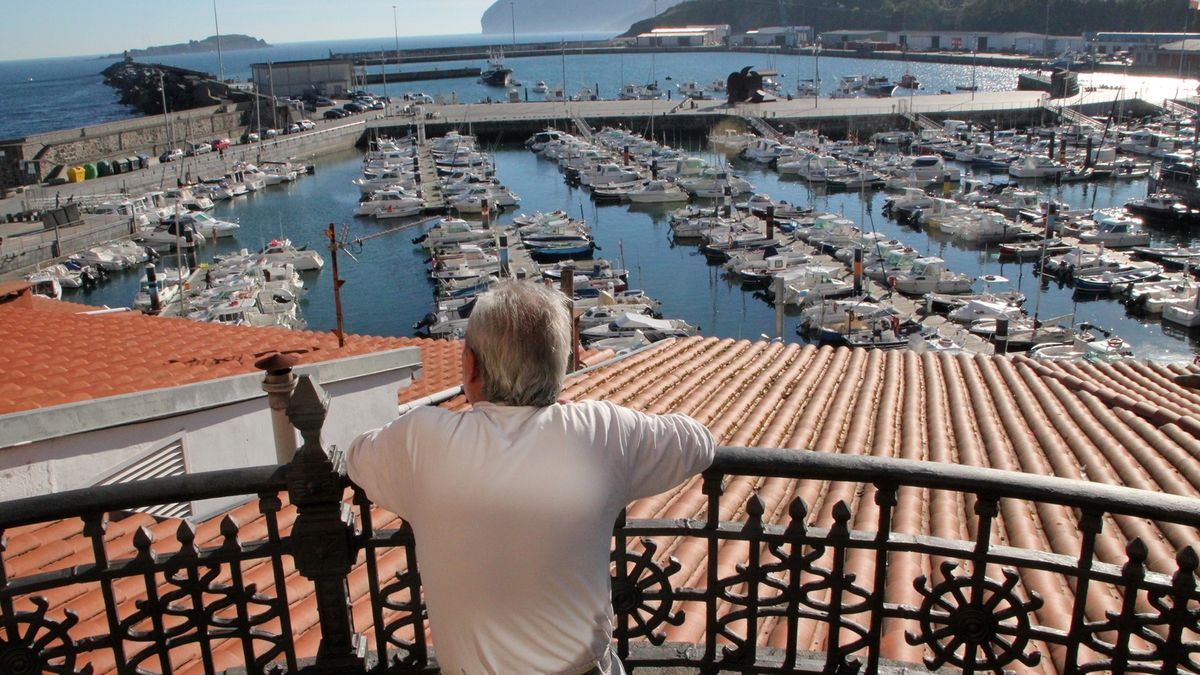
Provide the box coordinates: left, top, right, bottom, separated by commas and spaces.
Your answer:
814, 38, 821, 108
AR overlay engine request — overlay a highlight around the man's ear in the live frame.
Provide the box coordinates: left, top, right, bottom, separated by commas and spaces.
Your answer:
462, 344, 485, 403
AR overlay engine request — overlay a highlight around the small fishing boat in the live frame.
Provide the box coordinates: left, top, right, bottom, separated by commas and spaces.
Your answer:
1071, 265, 1161, 294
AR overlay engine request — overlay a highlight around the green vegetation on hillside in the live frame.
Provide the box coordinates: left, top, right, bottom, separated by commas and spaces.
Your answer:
624, 0, 1197, 37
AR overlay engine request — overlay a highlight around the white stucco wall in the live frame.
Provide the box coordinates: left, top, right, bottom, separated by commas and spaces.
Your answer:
0, 348, 422, 520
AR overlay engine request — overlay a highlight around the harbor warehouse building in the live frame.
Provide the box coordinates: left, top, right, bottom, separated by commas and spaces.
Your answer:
635, 25, 730, 47
250, 58, 356, 98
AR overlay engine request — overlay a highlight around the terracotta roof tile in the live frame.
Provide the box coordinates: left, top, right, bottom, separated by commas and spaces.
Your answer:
9, 338, 1200, 673
0, 296, 463, 414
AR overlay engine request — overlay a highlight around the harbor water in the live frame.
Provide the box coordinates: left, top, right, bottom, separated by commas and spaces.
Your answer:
7, 36, 1200, 362
65, 140, 1199, 364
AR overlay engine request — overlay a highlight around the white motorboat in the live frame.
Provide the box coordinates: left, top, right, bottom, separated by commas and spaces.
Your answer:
626, 180, 690, 204
1127, 280, 1198, 314
417, 218, 496, 249
780, 266, 854, 306
169, 211, 239, 240
741, 138, 787, 163
256, 239, 325, 271
450, 186, 520, 213
1078, 211, 1151, 248
579, 163, 642, 187
949, 298, 1025, 324
708, 129, 756, 153
578, 304, 658, 329
676, 80, 706, 99
356, 189, 425, 218
1163, 294, 1200, 328
889, 257, 973, 295
580, 311, 697, 343
1029, 335, 1134, 363
532, 80, 549, 94
677, 170, 754, 198
795, 78, 820, 97
26, 270, 63, 300
1008, 155, 1069, 179
138, 219, 208, 249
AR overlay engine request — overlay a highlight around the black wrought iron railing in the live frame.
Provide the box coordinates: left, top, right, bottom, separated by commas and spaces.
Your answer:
1, 376, 1199, 674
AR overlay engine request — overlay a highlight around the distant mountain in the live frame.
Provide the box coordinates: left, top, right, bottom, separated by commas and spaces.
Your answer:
621, 0, 1191, 37
480, 0, 686, 35
104, 35, 269, 59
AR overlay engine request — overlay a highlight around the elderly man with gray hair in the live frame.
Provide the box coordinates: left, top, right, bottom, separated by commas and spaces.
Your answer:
348, 280, 715, 675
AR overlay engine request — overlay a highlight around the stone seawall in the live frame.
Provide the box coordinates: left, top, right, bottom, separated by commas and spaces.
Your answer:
0, 120, 364, 280
0, 100, 294, 189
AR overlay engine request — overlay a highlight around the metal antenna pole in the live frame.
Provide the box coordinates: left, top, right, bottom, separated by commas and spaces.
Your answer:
327, 223, 346, 347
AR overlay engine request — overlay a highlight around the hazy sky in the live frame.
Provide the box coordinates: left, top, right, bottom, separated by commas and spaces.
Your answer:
1, 0, 497, 61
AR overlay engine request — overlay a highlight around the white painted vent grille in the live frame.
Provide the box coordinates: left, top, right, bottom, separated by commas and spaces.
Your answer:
95, 437, 192, 520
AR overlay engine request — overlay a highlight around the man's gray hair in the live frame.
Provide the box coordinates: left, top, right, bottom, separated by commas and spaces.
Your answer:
466, 280, 573, 406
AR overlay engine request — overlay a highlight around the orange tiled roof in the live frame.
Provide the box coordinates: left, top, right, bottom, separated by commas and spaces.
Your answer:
0, 296, 463, 414
7, 337, 1200, 673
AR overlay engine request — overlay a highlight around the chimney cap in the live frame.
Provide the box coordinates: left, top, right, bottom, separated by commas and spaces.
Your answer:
255, 352, 300, 372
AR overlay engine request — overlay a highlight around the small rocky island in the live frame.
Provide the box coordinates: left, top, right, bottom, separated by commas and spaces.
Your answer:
104, 34, 269, 59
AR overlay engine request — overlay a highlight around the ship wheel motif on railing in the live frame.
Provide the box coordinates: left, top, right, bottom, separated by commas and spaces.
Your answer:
906, 561, 1043, 672
0, 596, 92, 675
610, 538, 684, 644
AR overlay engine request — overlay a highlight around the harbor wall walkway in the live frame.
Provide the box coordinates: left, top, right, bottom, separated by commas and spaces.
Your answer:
367, 89, 1153, 142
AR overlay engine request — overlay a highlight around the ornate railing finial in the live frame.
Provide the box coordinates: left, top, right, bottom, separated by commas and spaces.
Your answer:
287, 375, 330, 460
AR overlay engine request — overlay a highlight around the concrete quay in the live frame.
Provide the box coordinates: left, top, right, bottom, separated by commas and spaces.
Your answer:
369, 89, 1154, 143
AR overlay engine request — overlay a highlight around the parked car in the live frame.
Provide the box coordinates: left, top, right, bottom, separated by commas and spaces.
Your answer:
299, 119, 316, 130
241, 131, 260, 143
262, 128, 278, 138
159, 148, 184, 163
287, 123, 301, 134
314, 96, 336, 107
212, 138, 231, 151
186, 142, 212, 156
343, 102, 365, 114
323, 108, 348, 120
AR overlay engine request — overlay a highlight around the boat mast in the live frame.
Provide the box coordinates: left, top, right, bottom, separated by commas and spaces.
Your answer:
159, 70, 174, 150
212, 0, 224, 82
1031, 204, 1056, 339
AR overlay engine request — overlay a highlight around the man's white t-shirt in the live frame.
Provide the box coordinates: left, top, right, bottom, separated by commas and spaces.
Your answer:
347, 399, 714, 675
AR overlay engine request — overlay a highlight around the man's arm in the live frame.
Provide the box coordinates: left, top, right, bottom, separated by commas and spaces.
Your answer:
345, 414, 416, 518
609, 403, 716, 501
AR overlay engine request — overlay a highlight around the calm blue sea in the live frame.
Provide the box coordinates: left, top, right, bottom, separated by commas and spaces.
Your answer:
7, 35, 1200, 361
2, 33, 1197, 140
